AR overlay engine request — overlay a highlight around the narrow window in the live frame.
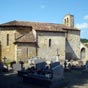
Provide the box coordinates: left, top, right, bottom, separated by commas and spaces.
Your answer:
64, 19, 66, 24
67, 18, 69, 23
49, 39, 51, 47
27, 48, 29, 57
7, 34, 9, 46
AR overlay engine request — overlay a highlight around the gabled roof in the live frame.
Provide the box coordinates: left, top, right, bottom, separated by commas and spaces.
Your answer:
0, 20, 79, 31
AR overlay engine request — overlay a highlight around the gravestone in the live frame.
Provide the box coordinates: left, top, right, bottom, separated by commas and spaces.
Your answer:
36, 62, 46, 71
13, 63, 21, 72
50, 56, 59, 63
50, 62, 64, 79
28, 57, 46, 67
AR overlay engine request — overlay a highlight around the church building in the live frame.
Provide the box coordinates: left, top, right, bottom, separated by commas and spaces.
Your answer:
0, 14, 81, 64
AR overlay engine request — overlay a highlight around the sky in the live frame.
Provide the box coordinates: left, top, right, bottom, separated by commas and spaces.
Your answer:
0, 0, 88, 39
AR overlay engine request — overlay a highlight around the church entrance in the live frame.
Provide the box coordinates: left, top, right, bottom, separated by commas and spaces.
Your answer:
80, 48, 85, 59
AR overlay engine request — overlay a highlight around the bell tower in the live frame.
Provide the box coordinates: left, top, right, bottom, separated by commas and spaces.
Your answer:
63, 14, 74, 27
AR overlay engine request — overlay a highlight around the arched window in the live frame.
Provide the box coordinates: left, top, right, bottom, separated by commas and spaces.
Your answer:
80, 48, 85, 59
64, 19, 66, 24
49, 39, 51, 47
67, 17, 69, 23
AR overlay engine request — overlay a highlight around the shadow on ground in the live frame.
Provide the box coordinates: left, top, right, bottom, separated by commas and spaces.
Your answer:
0, 70, 88, 88
64, 70, 88, 88
0, 71, 46, 88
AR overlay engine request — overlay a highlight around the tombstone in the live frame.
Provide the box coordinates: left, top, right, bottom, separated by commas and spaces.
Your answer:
50, 62, 64, 79
28, 57, 37, 64
50, 62, 60, 68
36, 62, 46, 72
13, 63, 21, 72
28, 57, 46, 67
50, 56, 59, 63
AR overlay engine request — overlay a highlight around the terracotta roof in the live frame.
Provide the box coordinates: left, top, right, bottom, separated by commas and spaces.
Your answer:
0, 20, 79, 31
15, 31, 36, 43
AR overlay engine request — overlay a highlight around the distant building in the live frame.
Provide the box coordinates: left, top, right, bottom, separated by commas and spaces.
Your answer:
0, 14, 82, 64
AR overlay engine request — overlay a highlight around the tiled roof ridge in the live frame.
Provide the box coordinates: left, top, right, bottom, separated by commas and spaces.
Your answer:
0, 20, 79, 31
0, 20, 64, 26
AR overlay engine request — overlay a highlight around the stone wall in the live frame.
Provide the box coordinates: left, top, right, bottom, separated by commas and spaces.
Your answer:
0, 29, 16, 61
15, 29, 32, 39
37, 31, 65, 64
17, 43, 36, 62
66, 30, 80, 60
0, 27, 33, 62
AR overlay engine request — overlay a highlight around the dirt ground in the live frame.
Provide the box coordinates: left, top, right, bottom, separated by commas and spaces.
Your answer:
0, 70, 88, 88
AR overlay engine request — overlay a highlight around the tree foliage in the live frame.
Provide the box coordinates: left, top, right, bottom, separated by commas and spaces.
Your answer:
81, 39, 88, 43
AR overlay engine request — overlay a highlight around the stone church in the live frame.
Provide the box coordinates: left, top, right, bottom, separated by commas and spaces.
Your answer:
0, 14, 84, 64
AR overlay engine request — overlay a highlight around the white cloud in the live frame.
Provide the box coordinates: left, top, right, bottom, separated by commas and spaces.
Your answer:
75, 15, 88, 29
84, 15, 88, 20
76, 15, 88, 39
76, 23, 88, 29
40, 5, 45, 9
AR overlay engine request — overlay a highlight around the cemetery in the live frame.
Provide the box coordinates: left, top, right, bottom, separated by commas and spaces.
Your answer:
18, 57, 65, 88
0, 57, 88, 88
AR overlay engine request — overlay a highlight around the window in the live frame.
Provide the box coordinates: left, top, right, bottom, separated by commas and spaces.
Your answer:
49, 39, 51, 47
67, 17, 69, 23
7, 34, 9, 46
27, 48, 29, 57
81, 48, 85, 59
64, 19, 66, 24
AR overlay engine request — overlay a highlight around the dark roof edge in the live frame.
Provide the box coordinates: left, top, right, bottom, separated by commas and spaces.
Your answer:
0, 25, 32, 28
14, 41, 36, 44
62, 27, 80, 31
36, 29, 66, 33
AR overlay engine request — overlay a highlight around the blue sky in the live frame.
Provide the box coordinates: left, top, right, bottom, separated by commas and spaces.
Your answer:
0, 0, 88, 39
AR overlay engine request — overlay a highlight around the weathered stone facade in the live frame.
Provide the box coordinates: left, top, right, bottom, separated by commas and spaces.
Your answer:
37, 31, 65, 63
0, 29, 16, 61
17, 43, 36, 62
0, 27, 36, 62
65, 30, 80, 60
15, 28, 36, 62
0, 14, 84, 64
